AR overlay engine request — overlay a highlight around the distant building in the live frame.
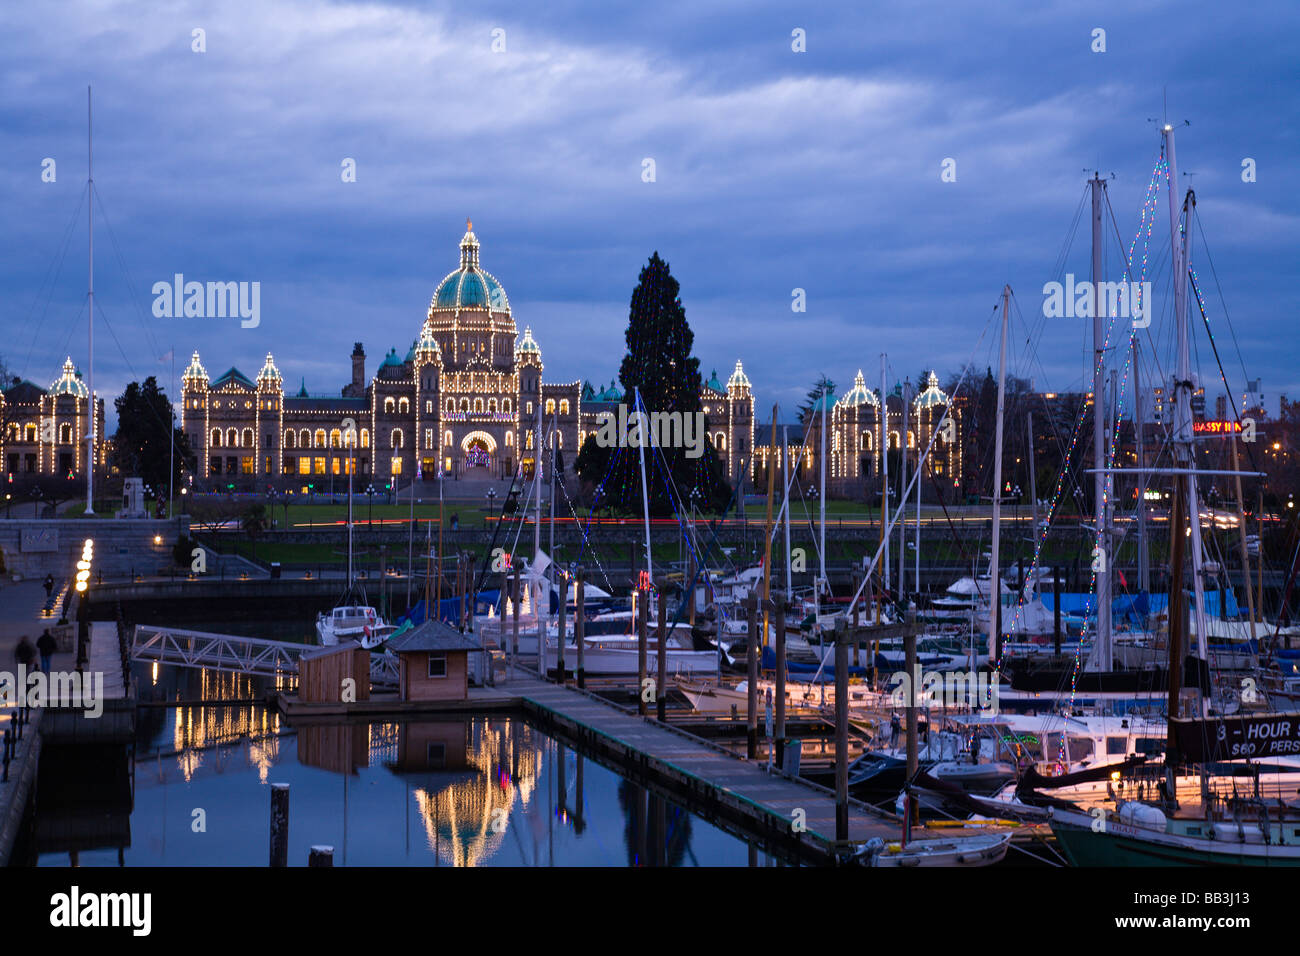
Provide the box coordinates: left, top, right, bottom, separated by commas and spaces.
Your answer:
180, 224, 755, 489
1, 357, 106, 481
794, 371, 962, 499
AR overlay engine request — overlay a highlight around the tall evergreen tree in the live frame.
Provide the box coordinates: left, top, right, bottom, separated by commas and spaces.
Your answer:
798, 374, 835, 426
111, 377, 191, 492
598, 252, 730, 516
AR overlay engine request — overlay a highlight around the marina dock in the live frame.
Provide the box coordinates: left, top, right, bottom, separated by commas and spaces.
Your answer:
274, 667, 1030, 865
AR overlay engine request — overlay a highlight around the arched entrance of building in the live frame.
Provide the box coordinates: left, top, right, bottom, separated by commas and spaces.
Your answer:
460, 431, 497, 473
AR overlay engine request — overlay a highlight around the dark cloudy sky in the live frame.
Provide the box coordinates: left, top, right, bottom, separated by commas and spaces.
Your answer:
2, 0, 1296, 428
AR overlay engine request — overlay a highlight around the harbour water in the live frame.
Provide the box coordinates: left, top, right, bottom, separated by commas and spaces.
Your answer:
29, 664, 789, 867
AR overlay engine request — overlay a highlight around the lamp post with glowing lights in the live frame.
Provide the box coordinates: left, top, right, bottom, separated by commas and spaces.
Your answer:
75, 538, 94, 673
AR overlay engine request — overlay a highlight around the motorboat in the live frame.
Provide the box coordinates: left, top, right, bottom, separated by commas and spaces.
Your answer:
316, 603, 397, 649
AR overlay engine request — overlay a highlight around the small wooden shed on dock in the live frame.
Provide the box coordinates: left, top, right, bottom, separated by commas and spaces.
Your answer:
297, 640, 371, 704
387, 621, 483, 702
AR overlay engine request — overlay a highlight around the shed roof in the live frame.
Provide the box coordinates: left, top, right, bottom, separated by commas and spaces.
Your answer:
387, 619, 482, 654
299, 639, 364, 662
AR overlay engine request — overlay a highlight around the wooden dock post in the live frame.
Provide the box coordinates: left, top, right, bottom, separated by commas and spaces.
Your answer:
904, 625, 918, 845
638, 585, 648, 717
308, 845, 333, 867
269, 782, 289, 867
774, 591, 787, 770
511, 562, 521, 675
833, 618, 850, 846
656, 577, 668, 722
746, 593, 759, 760
556, 569, 567, 684
576, 565, 586, 689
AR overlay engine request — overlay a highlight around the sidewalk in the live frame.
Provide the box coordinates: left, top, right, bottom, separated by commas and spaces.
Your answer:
0, 580, 79, 677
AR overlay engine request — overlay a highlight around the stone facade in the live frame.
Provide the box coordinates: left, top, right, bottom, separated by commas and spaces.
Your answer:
180, 224, 756, 489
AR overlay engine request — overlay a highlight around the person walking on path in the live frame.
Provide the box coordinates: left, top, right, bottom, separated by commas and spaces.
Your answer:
14, 635, 36, 671
37, 630, 57, 674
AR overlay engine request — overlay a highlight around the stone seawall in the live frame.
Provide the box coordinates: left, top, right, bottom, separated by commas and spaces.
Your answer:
0, 518, 191, 580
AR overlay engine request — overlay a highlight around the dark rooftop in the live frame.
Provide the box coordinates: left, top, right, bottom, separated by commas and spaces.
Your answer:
387, 619, 483, 654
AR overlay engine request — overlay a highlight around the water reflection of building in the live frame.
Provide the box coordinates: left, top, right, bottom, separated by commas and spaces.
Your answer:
170, 700, 284, 783
296, 723, 370, 775
387, 718, 543, 867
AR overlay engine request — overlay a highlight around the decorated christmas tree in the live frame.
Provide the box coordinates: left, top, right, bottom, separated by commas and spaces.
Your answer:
577, 252, 731, 516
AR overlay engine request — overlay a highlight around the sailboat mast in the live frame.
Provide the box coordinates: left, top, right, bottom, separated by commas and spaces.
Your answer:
818, 382, 827, 621
1090, 174, 1112, 670
1163, 126, 1208, 659
86, 85, 95, 514
634, 388, 652, 582
760, 404, 778, 646
347, 435, 354, 588
899, 377, 909, 597
879, 354, 889, 592
1027, 409, 1039, 598
783, 424, 791, 593
1135, 335, 1150, 592
987, 286, 1011, 662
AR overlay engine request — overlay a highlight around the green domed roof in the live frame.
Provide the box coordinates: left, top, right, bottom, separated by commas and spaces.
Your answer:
382, 348, 404, 368
49, 357, 89, 398
705, 369, 724, 393
430, 221, 510, 314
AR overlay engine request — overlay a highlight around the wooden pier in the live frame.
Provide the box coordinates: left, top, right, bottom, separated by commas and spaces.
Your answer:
275, 665, 1024, 865
516, 678, 914, 864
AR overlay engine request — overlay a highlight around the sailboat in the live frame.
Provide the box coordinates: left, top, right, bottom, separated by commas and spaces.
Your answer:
316, 429, 395, 648
1041, 121, 1300, 865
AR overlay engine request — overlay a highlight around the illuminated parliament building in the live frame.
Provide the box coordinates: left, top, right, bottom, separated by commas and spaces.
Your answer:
178, 223, 758, 489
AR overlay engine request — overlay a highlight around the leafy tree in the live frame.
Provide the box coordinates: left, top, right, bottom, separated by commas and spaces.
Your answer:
110, 377, 191, 492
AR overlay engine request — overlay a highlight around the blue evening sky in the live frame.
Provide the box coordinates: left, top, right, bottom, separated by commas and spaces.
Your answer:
2, 0, 1295, 429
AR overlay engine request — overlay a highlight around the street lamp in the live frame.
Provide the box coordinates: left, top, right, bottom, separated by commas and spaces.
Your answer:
366, 483, 376, 527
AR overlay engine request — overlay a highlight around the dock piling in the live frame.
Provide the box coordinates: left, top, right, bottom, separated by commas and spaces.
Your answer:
774, 591, 786, 769
745, 594, 758, 760
308, 845, 333, 867
270, 782, 289, 867
834, 617, 849, 847
637, 585, 648, 717
656, 577, 668, 722
557, 569, 567, 684
576, 565, 586, 689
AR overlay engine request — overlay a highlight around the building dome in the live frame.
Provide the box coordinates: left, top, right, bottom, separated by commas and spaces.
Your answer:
726, 360, 751, 392
182, 351, 208, 388
914, 370, 949, 409
256, 353, 282, 387
414, 327, 442, 364
705, 369, 724, 393
836, 370, 879, 408
50, 357, 89, 398
517, 326, 541, 360
430, 220, 510, 315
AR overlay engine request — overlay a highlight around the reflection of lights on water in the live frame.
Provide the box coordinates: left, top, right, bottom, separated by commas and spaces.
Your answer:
410, 720, 545, 866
